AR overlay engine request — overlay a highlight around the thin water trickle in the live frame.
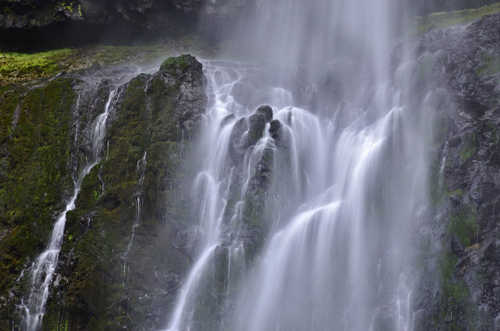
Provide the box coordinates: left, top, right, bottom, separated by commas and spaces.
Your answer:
122, 152, 148, 284
21, 89, 118, 331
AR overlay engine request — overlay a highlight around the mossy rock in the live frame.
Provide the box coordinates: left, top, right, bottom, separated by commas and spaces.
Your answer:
416, 2, 500, 34
42, 55, 206, 330
0, 78, 77, 328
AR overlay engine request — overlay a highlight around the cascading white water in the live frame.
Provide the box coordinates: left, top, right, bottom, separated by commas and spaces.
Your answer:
165, 62, 258, 331
21, 89, 118, 331
164, 1, 435, 330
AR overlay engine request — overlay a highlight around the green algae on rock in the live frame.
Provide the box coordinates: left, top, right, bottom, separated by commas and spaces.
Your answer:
417, 2, 500, 33
0, 78, 77, 328
41, 55, 206, 330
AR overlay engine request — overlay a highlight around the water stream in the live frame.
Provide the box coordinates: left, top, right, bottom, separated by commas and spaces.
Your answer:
164, 0, 435, 330
21, 89, 118, 331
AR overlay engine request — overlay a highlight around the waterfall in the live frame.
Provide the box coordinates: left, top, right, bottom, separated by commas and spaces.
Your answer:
163, 0, 435, 330
21, 89, 118, 331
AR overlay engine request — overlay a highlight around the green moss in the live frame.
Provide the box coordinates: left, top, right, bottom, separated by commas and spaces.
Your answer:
0, 49, 75, 83
160, 54, 193, 73
429, 154, 447, 207
460, 134, 477, 162
50, 68, 174, 329
0, 38, 216, 85
58, 2, 75, 13
417, 2, 500, 33
432, 250, 473, 330
440, 253, 468, 301
38, 55, 202, 330
0, 79, 76, 322
448, 188, 464, 198
477, 54, 500, 76
0, 45, 171, 85
449, 207, 478, 247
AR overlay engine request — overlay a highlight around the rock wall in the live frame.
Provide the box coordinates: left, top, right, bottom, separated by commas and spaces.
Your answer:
410, 13, 500, 331
0, 55, 207, 330
1, 5, 500, 331
0, 0, 253, 50
0, 79, 77, 328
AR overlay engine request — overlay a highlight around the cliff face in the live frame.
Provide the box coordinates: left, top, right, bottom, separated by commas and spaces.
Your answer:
0, 0, 249, 29
410, 13, 500, 331
0, 0, 252, 49
0, 55, 207, 330
0, 4, 499, 331
0, 79, 77, 327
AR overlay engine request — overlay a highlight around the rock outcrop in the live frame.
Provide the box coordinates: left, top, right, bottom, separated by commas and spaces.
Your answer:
0, 54, 207, 330
0, 0, 253, 49
410, 13, 500, 331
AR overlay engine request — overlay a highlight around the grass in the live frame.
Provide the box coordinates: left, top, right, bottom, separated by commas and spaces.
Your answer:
0, 35, 216, 85
0, 45, 171, 84
417, 2, 500, 33
0, 49, 75, 83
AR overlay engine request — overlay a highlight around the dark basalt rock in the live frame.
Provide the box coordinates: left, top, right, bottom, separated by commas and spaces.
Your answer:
269, 119, 282, 141
0, 0, 253, 49
247, 113, 266, 147
228, 118, 248, 164
256, 105, 273, 123
0, 54, 207, 330
410, 12, 500, 331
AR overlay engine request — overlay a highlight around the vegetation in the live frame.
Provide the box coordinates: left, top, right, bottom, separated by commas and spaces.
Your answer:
417, 2, 500, 33
0, 37, 215, 85
0, 79, 76, 327
39, 56, 201, 330
449, 207, 478, 247
477, 54, 500, 76
0, 49, 75, 83
459, 133, 477, 162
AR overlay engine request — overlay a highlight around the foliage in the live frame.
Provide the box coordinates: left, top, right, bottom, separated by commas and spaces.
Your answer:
417, 2, 500, 33
477, 54, 500, 76
0, 79, 76, 327
0, 36, 216, 85
449, 207, 478, 247
0, 49, 75, 83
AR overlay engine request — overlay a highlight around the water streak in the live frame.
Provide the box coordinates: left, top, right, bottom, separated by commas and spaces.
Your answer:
21, 89, 118, 331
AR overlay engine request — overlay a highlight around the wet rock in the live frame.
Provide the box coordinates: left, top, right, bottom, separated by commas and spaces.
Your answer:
256, 105, 273, 123
412, 12, 500, 331
0, 0, 252, 49
269, 119, 282, 141
246, 113, 266, 146
451, 234, 465, 255
228, 118, 249, 164
23, 54, 207, 331
220, 114, 235, 128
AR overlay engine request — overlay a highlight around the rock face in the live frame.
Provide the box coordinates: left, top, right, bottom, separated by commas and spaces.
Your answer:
1, 7, 500, 331
0, 54, 207, 330
0, 79, 77, 328
414, 0, 499, 14
0, 0, 253, 49
0, 0, 250, 29
409, 13, 500, 331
